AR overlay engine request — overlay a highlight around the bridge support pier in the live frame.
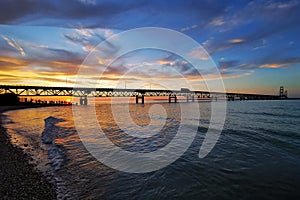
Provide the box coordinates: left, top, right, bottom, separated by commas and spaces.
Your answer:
227, 96, 235, 101
80, 96, 88, 105
186, 95, 194, 102
169, 94, 177, 103
136, 95, 144, 104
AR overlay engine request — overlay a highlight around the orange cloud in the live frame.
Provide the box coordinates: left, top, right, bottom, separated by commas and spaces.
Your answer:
0, 56, 28, 66
259, 64, 284, 69
229, 39, 244, 43
157, 59, 171, 65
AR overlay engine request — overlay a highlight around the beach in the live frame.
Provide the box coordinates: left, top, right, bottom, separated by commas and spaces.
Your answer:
0, 106, 56, 199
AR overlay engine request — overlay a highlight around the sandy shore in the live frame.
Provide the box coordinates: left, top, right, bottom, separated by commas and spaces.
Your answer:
0, 106, 57, 199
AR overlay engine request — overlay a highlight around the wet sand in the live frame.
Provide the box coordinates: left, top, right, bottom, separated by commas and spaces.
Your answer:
0, 106, 56, 199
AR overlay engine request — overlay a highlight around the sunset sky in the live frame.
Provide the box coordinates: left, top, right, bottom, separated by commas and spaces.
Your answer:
0, 0, 299, 97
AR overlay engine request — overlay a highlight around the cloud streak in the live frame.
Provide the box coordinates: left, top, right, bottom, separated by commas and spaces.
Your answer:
258, 57, 300, 69
1, 35, 25, 56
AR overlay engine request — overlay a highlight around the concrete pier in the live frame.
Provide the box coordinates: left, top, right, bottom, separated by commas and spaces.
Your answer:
136, 95, 144, 104
80, 96, 88, 105
227, 96, 235, 101
186, 95, 195, 102
169, 94, 177, 103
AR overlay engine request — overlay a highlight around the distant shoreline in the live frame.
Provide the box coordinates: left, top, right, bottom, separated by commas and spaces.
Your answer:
285, 98, 300, 100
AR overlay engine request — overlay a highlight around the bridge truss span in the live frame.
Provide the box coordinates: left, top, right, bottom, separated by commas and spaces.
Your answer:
0, 85, 281, 100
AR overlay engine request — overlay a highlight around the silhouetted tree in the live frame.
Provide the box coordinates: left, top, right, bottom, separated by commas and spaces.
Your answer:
0, 93, 20, 105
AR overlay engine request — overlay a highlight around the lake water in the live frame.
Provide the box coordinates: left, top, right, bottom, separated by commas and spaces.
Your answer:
2, 100, 300, 199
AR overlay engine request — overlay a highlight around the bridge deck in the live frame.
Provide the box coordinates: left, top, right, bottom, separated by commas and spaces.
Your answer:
0, 85, 281, 100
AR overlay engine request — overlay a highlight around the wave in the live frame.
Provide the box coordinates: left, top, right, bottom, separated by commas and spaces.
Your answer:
42, 116, 66, 171
42, 116, 65, 144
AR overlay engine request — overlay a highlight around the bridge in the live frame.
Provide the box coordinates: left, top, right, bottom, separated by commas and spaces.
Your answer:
0, 85, 283, 104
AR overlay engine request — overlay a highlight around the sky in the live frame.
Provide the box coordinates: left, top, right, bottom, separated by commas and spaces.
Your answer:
0, 0, 299, 97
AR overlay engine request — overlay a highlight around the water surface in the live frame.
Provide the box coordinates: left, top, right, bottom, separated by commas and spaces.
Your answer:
3, 100, 300, 199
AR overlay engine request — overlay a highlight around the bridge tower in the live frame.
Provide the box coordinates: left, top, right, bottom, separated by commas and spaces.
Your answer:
279, 86, 284, 98
279, 86, 287, 99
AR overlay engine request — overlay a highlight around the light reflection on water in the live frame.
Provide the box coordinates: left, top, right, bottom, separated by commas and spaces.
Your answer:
2, 100, 300, 199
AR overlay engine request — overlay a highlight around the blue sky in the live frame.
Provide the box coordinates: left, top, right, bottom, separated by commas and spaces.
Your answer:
0, 0, 299, 97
